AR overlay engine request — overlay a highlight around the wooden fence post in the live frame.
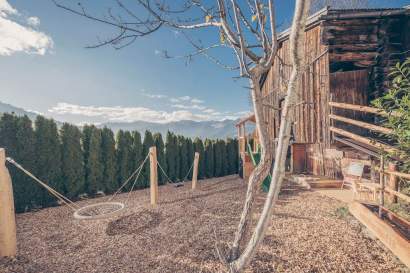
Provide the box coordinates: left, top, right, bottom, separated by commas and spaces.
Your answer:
378, 156, 385, 218
387, 162, 398, 204
192, 152, 200, 190
0, 148, 17, 257
149, 146, 158, 205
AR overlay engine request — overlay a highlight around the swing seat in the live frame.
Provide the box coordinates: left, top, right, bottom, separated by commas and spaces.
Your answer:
174, 182, 185, 188
73, 202, 125, 220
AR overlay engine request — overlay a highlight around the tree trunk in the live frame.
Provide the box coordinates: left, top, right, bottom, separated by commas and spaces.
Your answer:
229, 76, 274, 260
228, 0, 311, 272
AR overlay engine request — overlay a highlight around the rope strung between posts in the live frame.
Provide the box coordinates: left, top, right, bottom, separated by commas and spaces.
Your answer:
124, 154, 149, 205
108, 153, 150, 202
156, 160, 194, 185
6, 152, 150, 213
5, 157, 79, 211
156, 161, 175, 184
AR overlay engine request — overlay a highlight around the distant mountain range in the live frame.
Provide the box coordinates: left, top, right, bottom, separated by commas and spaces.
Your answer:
0, 101, 253, 139
0, 101, 38, 120
99, 119, 241, 139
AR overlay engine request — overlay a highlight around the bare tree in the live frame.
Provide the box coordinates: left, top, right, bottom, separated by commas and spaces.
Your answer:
53, 1, 310, 272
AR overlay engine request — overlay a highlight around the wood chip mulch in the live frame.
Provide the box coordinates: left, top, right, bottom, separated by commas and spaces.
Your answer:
1, 175, 408, 273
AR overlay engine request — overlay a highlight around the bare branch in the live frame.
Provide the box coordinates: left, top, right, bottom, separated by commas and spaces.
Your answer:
230, 0, 251, 77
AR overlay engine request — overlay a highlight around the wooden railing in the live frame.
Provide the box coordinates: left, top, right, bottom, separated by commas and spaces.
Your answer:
329, 102, 397, 154
377, 167, 410, 203
329, 101, 401, 117
329, 101, 409, 210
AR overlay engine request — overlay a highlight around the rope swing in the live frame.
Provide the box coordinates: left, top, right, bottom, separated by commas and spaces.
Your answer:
157, 160, 194, 187
5, 148, 199, 219
6, 152, 150, 220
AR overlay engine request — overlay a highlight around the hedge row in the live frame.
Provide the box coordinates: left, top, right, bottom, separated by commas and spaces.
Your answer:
0, 113, 239, 212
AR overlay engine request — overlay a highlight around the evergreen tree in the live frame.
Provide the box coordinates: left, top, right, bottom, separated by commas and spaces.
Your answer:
116, 130, 133, 190
193, 137, 205, 179
34, 116, 62, 206
0, 113, 18, 157
142, 130, 154, 187
204, 139, 214, 178
174, 134, 181, 180
60, 123, 85, 198
165, 131, 177, 181
153, 133, 166, 185
177, 135, 189, 181
0, 114, 39, 211
0, 114, 19, 191
226, 138, 237, 175
213, 140, 222, 177
82, 125, 93, 162
131, 130, 144, 188
186, 138, 194, 179
83, 125, 103, 195
14, 116, 37, 211
220, 139, 228, 176
101, 127, 117, 193
233, 138, 239, 174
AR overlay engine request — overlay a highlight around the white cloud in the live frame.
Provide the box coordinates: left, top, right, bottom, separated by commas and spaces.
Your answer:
171, 104, 206, 110
141, 91, 167, 99
49, 102, 214, 123
168, 96, 204, 106
191, 98, 204, 104
0, 0, 53, 56
27, 16, 40, 27
179, 96, 191, 101
48, 102, 250, 123
0, 0, 16, 17
203, 108, 216, 113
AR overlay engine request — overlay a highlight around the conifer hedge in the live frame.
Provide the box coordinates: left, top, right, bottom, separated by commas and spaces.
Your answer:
0, 113, 239, 212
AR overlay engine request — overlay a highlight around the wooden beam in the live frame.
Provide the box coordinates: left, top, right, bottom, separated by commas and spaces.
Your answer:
349, 202, 410, 268
149, 146, 158, 206
329, 114, 393, 134
384, 169, 410, 180
192, 152, 200, 190
387, 163, 399, 203
384, 188, 410, 203
0, 148, 17, 257
379, 156, 385, 218
329, 102, 401, 117
329, 126, 397, 154
377, 166, 410, 180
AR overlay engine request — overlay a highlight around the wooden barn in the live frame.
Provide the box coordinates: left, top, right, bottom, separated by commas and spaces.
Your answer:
237, 6, 410, 181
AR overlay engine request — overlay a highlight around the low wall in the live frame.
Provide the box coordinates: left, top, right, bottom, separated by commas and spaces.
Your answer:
349, 201, 410, 268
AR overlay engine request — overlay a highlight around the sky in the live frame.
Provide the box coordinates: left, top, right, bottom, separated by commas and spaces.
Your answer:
1, 0, 409, 125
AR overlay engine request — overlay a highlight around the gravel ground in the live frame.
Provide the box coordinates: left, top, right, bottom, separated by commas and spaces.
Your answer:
1, 175, 408, 273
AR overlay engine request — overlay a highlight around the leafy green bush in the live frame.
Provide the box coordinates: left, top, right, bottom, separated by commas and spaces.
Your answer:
372, 57, 410, 195
372, 58, 410, 169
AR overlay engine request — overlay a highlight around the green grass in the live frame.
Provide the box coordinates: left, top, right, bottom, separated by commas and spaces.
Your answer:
333, 206, 350, 219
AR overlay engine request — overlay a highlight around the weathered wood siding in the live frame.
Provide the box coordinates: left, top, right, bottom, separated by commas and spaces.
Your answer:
259, 11, 409, 179
261, 24, 330, 146
330, 69, 369, 135
322, 15, 410, 100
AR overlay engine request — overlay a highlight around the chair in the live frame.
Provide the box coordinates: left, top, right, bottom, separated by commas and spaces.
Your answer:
341, 161, 378, 202
341, 161, 365, 190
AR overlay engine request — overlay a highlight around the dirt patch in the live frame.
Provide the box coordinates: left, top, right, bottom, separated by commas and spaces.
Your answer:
1, 175, 408, 273
106, 209, 161, 236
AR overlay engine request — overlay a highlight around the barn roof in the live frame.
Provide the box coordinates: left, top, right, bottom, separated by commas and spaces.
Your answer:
235, 114, 256, 127
278, 5, 410, 42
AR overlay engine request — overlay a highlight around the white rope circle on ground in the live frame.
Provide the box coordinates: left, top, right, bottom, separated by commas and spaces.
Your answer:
73, 202, 125, 220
